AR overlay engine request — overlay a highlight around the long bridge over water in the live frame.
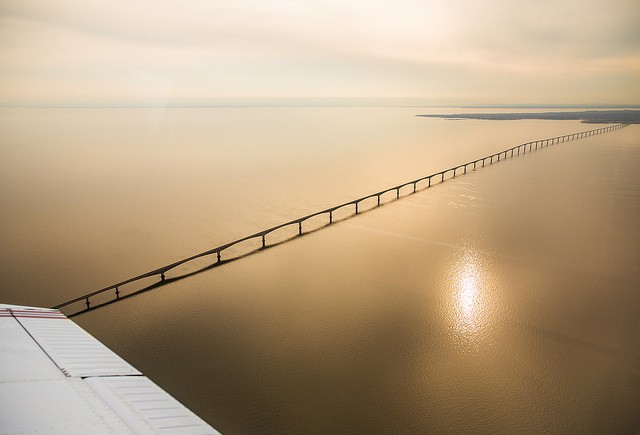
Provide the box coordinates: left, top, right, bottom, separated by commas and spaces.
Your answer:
54, 123, 627, 316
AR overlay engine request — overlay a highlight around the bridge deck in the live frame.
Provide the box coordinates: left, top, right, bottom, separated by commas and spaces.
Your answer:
53, 124, 626, 316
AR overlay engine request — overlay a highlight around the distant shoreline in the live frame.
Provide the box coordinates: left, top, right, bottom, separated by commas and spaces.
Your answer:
417, 110, 640, 124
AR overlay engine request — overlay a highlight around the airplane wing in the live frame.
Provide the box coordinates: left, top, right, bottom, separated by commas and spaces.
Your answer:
0, 304, 220, 434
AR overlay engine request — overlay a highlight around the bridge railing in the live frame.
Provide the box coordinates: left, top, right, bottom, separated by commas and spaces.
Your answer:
53, 123, 626, 315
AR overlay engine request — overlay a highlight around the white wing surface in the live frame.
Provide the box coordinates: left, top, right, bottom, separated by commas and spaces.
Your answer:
0, 304, 220, 434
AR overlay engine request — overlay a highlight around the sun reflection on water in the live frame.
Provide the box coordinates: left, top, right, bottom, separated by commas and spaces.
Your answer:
449, 247, 488, 350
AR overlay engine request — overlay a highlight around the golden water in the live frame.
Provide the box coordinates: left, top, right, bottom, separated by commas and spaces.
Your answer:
1, 108, 638, 433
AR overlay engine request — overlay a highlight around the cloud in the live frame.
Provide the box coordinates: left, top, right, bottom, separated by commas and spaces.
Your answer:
1, 0, 638, 105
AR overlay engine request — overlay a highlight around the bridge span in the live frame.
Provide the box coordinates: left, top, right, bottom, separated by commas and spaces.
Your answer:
53, 123, 627, 316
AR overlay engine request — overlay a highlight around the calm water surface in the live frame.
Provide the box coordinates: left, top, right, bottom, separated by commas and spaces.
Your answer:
1, 108, 639, 433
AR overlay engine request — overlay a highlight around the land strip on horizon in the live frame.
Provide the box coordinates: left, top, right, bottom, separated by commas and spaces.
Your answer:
417, 109, 640, 124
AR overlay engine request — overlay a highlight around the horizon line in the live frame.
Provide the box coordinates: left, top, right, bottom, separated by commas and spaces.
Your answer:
2, 101, 639, 110
1, 97, 639, 110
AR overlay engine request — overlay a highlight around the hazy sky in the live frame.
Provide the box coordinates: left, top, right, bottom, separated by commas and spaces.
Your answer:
1, 0, 638, 106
